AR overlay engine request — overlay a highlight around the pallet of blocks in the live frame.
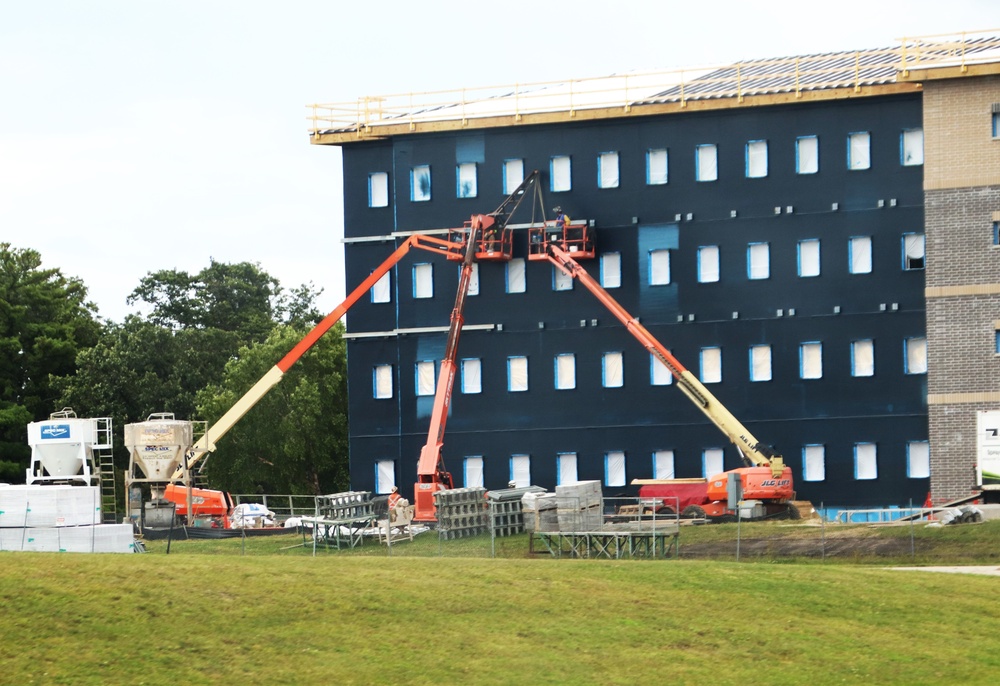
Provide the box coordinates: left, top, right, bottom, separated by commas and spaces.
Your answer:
522, 491, 559, 532
555, 480, 604, 532
434, 487, 488, 539
486, 485, 545, 536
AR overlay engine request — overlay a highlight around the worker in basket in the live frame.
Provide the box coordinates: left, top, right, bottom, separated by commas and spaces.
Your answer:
551, 206, 570, 243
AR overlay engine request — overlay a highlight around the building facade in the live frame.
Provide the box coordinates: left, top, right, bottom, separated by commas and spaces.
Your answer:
312, 32, 1000, 511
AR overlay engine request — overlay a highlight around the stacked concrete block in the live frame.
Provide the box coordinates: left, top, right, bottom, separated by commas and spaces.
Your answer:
434, 487, 487, 539
555, 481, 604, 532
318, 491, 374, 522
522, 492, 558, 533
486, 486, 545, 536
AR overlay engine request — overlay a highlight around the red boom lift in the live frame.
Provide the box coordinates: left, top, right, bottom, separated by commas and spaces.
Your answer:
531, 228, 796, 521
413, 170, 545, 521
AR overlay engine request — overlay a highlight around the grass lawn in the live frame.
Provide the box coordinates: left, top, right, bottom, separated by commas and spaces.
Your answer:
2, 522, 999, 685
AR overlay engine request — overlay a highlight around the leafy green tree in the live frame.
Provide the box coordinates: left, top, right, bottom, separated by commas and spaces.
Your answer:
0, 243, 100, 480
195, 323, 349, 495
54, 259, 339, 495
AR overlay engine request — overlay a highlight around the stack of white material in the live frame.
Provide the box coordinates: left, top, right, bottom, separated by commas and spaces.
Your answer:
521, 492, 559, 532
555, 480, 604, 532
0, 485, 134, 553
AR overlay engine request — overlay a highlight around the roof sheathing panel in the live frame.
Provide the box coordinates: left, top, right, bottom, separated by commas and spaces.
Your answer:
309, 31, 1000, 145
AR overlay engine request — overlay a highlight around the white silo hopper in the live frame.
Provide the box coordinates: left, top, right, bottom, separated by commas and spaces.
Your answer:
124, 413, 195, 527
124, 413, 194, 485
26, 408, 111, 486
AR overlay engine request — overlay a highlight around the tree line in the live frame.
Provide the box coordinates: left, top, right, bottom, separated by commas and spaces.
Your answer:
0, 242, 348, 495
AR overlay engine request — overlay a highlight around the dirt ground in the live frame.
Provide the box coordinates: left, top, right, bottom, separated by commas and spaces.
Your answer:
678, 535, 918, 559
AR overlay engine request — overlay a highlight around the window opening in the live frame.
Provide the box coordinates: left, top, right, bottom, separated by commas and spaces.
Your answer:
369, 172, 389, 207
696, 144, 718, 182
598, 152, 620, 189
802, 445, 826, 481
800, 342, 823, 379
700, 347, 722, 384
851, 339, 875, 377
798, 239, 821, 277
410, 164, 431, 201
555, 353, 576, 390
603, 352, 623, 388
647, 148, 668, 185
796, 135, 819, 174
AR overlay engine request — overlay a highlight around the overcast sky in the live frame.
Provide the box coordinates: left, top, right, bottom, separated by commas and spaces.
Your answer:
2, 1, 996, 322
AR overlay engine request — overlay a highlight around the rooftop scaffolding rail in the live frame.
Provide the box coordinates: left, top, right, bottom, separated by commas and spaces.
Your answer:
308, 30, 1000, 142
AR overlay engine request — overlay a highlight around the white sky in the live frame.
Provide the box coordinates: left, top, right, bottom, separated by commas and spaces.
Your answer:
2, 1, 996, 322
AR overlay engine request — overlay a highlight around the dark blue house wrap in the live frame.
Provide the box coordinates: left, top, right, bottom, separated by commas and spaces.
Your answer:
333, 90, 928, 510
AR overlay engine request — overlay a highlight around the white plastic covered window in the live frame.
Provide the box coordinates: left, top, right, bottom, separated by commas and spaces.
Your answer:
905, 337, 927, 375
369, 172, 389, 208
848, 132, 871, 171
508, 356, 528, 392
747, 242, 770, 280
506, 257, 526, 294
903, 234, 925, 271
746, 140, 768, 178
464, 456, 484, 488
410, 165, 431, 201
796, 135, 819, 174
854, 442, 878, 480
603, 352, 623, 388
413, 263, 433, 298
852, 339, 875, 377
653, 450, 675, 479
907, 441, 930, 479
551, 155, 572, 192
467, 263, 479, 296
555, 353, 576, 390
901, 129, 924, 166
696, 144, 718, 182
457, 162, 477, 198
698, 245, 720, 283
849, 237, 872, 274
800, 342, 823, 379
557, 453, 578, 485
461, 358, 482, 394
503, 158, 524, 194
510, 454, 531, 488
601, 252, 622, 289
598, 152, 620, 189
553, 266, 573, 291
605, 451, 626, 487
750, 345, 772, 382
703, 448, 724, 478
798, 239, 821, 277
647, 148, 668, 185
802, 445, 826, 482
375, 459, 396, 494
371, 271, 391, 303
650, 354, 673, 386
649, 249, 670, 285
416, 361, 436, 396
373, 365, 393, 399
700, 347, 722, 384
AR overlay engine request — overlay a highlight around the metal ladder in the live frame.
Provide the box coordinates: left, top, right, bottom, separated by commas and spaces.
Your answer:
95, 417, 117, 524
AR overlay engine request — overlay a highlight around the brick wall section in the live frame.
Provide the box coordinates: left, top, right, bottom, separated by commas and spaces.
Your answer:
924, 77, 1000, 501
923, 75, 1000, 190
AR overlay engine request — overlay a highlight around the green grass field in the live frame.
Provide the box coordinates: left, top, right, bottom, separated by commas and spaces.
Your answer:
2, 522, 999, 685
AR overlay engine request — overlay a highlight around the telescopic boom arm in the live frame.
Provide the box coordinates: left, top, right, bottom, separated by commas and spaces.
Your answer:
545, 243, 784, 478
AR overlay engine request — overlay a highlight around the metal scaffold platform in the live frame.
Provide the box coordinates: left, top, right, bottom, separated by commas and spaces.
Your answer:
531, 525, 680, 560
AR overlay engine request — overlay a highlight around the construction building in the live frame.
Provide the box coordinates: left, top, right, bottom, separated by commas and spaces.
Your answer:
309, 31, 1000, 512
